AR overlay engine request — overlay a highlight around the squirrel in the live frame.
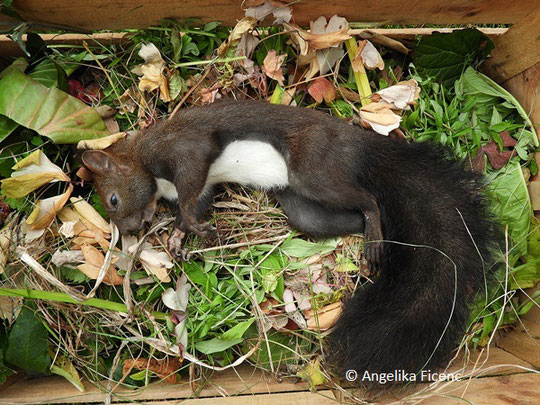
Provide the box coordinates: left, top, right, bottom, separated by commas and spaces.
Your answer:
81, 99, 500, 382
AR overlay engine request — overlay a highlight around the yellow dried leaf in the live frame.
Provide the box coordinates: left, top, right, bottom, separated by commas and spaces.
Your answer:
1, 150, 70, 198
217, 17, 258, 57
70, 196, 111, 234
305, 302, 342, 330
26, 184, 73, 230
78, 245, 123, 285
77, 132, 126, 150
132, 43, 171, 102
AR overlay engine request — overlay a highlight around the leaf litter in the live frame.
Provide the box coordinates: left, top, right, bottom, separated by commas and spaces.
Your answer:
0, 3, 538, 402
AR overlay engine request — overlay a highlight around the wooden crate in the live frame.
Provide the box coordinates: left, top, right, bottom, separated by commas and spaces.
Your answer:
0, 1, 539, 403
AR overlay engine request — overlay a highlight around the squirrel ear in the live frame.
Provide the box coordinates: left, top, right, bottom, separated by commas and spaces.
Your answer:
81, 150, 110, 174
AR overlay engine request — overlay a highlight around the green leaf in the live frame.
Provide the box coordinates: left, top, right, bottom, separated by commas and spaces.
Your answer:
280, 238, 339, 258
413, 28, 494, 86
0, 69, 109, 144
28, 58, 66, 89
195, 337, 243, 354
221, 319, 254, 341
487, 161, 532, 258
5, 306, 52, 374
50, 355, 85, 392
0, 115, 18, 143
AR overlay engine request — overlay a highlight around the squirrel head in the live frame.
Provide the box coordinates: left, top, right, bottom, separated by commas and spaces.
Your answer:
81, 147, 158, 234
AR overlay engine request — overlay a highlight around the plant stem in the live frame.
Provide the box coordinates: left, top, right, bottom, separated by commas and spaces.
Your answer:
173, 56, 246, 68
345, 38, 371, 107
0, 288, 167, 320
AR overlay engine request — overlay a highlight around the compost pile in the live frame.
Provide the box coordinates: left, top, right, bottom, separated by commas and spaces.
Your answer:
0, 1, 538, 398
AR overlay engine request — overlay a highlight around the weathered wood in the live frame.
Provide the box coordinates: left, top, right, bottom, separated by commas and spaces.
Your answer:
0, 1, 538, 31
0, 28, 508, 58
483, 6, 540, 82
0, 348, 532, 404
496, 319, 540, 367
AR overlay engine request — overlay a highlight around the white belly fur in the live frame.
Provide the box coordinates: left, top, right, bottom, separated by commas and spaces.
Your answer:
155, 140, 289, 200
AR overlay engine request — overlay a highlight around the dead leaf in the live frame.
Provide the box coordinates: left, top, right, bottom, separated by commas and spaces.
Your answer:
132, 43, 171, 102
305, 302, 342, 330
123, 358, 182, 384
78, 244, 123, 285
352, 40, 384, 71
357, 30, 410, 54
217, 17, 258, 58
77, 132, 126, 150
70, 196, 111, 234
372, 79, 420, 110
261, 50, 286, 86
25, 184, 73, 231
360, 102, 402, 135
307, 15, 350, 51
308, 77, 336, 104
131, 243, 173, 282
116, 88, 137, 114
245, 1, 292, 24
1, 150, 70, 198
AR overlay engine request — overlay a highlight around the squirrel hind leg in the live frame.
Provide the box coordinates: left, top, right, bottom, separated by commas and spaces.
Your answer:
274, 188, 365, 237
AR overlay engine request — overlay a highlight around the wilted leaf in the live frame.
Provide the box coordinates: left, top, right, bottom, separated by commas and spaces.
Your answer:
353, 40, 384, 71
132, 243, 173, 282
132, 43, 171, 102
308, 77, 336, 104
77, 132, 126, 150
78, 244, 123, 285
261, 50, 286, 86
245, 1, 292, 24
0, 69, 109, 143
297, 358, 328, 387
70, 196, 111, 234
123, 357, 181, 384
372, 79, 420, 110
1, 150, 70, 198
25, 184, 73, 230
360, 102, 402, 135
305, 302, 342, 330
217, 17, 258, 58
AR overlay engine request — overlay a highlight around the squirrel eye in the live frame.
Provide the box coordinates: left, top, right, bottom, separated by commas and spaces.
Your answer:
110, 193, 118, 208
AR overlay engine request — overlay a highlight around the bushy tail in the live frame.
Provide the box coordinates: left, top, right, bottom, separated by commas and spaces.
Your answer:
328, 137, 500, 383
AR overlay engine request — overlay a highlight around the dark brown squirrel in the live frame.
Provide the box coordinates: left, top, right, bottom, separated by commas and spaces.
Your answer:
81, 99, 499, 383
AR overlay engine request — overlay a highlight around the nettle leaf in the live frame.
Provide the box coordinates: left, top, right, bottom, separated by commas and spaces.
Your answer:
0, 69, 109, 144
487, 161, 532, 258
413, 28, 493, 86
5, 306, 52, 374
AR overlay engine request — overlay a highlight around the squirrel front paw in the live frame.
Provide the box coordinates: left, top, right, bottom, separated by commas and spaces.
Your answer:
364, 227, 383, 273
167, 228, 190, 261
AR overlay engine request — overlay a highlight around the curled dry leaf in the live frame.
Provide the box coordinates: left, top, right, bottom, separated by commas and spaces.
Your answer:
77, 132, 126, 150
123, 357, 181, 384
132, 43, 171, 102
245, 1, 292, 24
235, 32, 260, 75
1, 150, 70, 198
116, 88, 137, 114
24, 184, 73, 231
261, 50, 286, 86
130, 243, 173, 282
372, 79, 420, 110
356, 30, 410, 54
305, 302, 342, 330
51, 249, 84, 266
360, 102, 402, 135
352, 40, 384, 71
217, 17, 258, 58
70, 196, 111, 234
307, 77, 336, 104
77, 244, 123, 285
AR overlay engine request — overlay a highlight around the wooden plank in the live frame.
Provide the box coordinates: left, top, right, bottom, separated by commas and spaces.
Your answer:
483, 6, 540, 82
0, 1, 537, 31
0, 28, 508, 58
496, 319, 540, 367
408, 373, 540, 405
529, 181, 540, 211
502, 62, 540, 141
125, 390, 339, 405
0, 348, 532, 404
